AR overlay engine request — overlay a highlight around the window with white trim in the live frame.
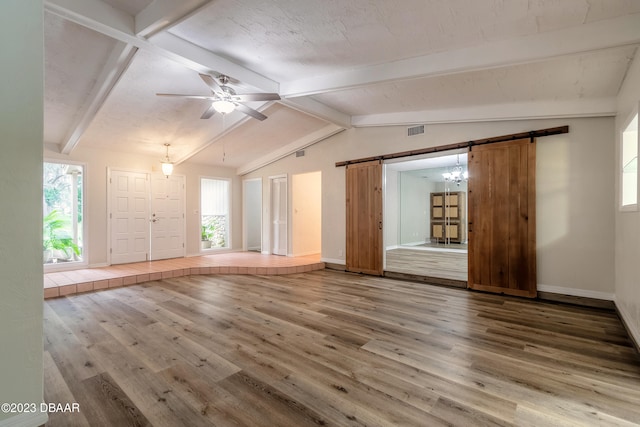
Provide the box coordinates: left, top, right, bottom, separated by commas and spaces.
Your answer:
43, 162, 84, 265
200, 177, 230, 249
621, 112, 638, 209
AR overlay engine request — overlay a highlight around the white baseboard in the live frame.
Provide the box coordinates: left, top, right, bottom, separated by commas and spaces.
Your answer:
248, 246, 261, 251
88, 262, 109, 268
403, 241, 426, 246
291, 251, 321, 257
385, 245, 399, 251
0, 411, 48, 427
614, 297, 640, 349
321, 258, 345, 265
261, 251, 271, 255
537, 284, 614, 301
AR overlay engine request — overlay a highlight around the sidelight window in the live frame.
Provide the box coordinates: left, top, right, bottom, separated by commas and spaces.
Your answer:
621, 111, 638, 210
200, 177, 230, 250
43, 162, 84, 266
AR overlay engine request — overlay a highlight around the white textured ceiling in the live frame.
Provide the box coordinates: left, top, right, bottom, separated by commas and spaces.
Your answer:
101, 0, 152, 16
187, 103, 330, 168
387, 153, 468, 172
312, 46, 637, 115
169, 0, 640, 81
44, 13, 117, 143
42, 0, 640, 172
80, 48, 234, 160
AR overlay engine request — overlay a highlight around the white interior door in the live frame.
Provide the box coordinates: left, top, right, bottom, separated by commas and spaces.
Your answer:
271, 176, 288, 256
110, 170, 149, 264
150, 174, 185, 260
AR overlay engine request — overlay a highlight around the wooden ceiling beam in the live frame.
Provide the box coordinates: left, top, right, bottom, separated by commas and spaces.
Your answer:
60, 42, 137, 154
135, 0, 213, 38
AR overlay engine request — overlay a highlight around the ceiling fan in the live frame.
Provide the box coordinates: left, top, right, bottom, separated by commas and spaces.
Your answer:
156, 73, 280, 121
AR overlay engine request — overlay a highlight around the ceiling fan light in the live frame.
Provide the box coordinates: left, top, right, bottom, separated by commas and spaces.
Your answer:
212, 100, 235, 114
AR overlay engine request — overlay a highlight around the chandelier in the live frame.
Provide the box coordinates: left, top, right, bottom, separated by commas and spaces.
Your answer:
442, 154, 468, 186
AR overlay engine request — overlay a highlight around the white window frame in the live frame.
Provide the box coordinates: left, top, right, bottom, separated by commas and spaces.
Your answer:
200, 176, 232, 252
620, 104, 639, 212
43, 159, 88, 272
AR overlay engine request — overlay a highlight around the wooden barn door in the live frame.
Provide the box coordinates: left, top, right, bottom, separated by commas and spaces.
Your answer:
468, 138, 537, 297
346, 160, 383, 275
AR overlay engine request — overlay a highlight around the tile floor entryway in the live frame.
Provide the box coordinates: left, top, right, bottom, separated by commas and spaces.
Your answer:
44, 253, 324, 299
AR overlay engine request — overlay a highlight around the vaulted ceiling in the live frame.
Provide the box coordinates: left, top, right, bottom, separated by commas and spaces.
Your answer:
43, 0, 640, 173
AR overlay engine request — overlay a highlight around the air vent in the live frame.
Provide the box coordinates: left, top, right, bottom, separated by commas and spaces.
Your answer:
295, 150, 305, 157
407, 125, 424, 136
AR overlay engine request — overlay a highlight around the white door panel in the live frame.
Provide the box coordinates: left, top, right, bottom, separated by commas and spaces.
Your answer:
150, 174, 185, 260
271, 177, 287, 256
110, 170, 149, 264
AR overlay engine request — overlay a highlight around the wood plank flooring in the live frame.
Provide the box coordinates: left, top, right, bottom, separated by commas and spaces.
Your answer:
44, 270, 640, 426
386, 247, 467, 281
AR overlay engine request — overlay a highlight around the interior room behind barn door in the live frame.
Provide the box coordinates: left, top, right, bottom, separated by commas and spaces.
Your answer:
383, 150, 469, 286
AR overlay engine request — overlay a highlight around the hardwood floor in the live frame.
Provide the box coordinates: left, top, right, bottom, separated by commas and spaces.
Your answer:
44, 270, 640, 426
386, 247, 467, 282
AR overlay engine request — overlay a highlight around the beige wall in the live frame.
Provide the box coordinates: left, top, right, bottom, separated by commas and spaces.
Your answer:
384, 168, 399, 248
0, 1, 47, 425
43, 145, 242, 265
47, 116, 617, 300
245, 117, 615, 297
615, 53, 640, 345
399, 172, 433, 245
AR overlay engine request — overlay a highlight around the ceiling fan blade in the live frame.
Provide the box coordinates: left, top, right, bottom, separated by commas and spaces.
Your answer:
199, 73, 223, 94
200, 104, 217, 119
233, 93, 281, 102
157, 93, 217, 100
234, 103, 268, 121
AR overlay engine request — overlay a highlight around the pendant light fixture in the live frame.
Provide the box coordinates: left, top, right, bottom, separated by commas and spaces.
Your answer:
161, 143, 173, 177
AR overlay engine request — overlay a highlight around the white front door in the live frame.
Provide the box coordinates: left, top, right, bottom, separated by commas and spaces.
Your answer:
150, 174, 185, 260
271, 176, 287, 256
110, 170, 149, 264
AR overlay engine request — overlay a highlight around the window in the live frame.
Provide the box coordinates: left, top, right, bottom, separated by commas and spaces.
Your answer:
200, 178, 230, 249
621, 112, 638, 209
43, 162, 84, 265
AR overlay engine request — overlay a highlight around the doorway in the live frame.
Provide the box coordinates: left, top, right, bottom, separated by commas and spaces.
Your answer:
109, 169, 185, 264
243, 178, 262, 252
270, 175, 288, 256
291, 171, 322, 257
384, 152, 468, 283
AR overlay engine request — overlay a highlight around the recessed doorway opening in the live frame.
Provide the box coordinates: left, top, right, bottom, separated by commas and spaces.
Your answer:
384, 151, 468, 282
